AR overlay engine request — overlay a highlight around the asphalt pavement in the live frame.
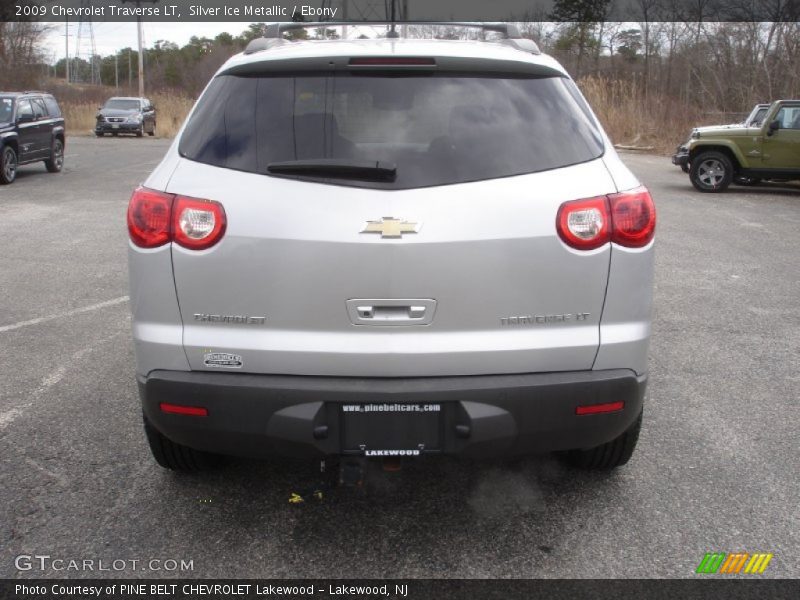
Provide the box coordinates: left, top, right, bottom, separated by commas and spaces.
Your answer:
0, 137, 798, 579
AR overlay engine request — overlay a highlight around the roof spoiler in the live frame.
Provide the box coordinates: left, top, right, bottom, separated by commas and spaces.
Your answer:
244, 22, 540, 56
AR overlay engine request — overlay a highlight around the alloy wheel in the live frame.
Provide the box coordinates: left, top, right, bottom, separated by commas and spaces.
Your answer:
53, 141, 64, 170
2, 148, 16, 182
697, 159, 725, 187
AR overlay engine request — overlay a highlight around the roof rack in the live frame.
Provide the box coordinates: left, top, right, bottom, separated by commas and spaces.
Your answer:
244, 22, 540, 55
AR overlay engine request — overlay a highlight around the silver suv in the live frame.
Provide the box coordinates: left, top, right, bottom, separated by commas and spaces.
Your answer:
127, 23, 656, 473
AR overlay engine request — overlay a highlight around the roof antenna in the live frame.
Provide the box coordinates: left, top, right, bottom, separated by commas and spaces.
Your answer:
387, 0, 400, 38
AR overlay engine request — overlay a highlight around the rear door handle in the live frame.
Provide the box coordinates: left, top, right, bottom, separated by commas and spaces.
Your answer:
356, 305, 427, 320
347, 299, 436, 326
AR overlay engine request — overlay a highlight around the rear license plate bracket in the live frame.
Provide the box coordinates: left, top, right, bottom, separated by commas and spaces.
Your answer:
340, 403, 443, 454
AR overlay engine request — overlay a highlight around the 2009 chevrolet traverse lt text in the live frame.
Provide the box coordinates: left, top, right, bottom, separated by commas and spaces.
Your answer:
127, 23, 656, 473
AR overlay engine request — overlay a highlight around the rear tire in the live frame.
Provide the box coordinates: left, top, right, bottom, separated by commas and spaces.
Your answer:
563, 411, 642, 470
143, 414, 222, 471
148, 121, 156, 136
0, 145, 17, 184
45, 138, 64, 173
690, 151, 733, 192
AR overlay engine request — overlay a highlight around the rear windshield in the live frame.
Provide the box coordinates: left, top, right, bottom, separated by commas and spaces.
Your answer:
179, 73, 604, 189
0, 97, 13, 122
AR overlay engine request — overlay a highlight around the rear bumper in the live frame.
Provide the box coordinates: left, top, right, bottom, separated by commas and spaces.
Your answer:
139, 369, 647, 459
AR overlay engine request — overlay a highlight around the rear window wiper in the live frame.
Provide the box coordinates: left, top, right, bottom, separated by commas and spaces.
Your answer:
267, 159, 397, 182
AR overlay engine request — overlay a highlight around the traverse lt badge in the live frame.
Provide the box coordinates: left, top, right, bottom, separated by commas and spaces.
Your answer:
361, 217, 421, 239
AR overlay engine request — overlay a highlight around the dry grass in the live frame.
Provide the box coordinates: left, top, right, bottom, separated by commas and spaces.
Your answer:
578, 77, 704, 154
60, 101, 101, 135
60, 92, 194, 138
151, 94, 195, 137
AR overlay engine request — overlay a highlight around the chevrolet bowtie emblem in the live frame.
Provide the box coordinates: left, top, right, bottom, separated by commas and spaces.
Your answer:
360, 217, 421, 239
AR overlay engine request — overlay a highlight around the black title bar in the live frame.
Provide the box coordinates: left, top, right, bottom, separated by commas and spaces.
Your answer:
2, 579, 799, 600
4, 0, 800, 22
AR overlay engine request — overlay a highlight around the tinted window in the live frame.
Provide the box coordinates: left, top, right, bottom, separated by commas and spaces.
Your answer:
43, 96, 61, 117
31, 98, 47, 118
0, 97, 13, 122
775, 106, 800, 130
751, 108, 767, 126
16, 99, 33, 120
180, 73, 604, 189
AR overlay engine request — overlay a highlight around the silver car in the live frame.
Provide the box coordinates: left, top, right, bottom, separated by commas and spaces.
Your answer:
127, 24, 656, 472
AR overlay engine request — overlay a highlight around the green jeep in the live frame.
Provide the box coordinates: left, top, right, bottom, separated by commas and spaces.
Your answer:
687, 100, 800, 192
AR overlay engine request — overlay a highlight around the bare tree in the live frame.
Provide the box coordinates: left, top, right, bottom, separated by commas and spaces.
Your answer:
0, 22, 51, 89
632, 0, 660, 99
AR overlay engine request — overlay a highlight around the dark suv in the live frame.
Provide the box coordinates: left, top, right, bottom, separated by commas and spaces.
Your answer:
0, 91, 65, 185
96, 97, 156, 137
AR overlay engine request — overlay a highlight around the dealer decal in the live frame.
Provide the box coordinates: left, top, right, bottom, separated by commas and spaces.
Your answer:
203, 352, 243, 369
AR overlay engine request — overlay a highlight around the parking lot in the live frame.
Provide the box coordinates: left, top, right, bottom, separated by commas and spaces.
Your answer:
0, 136, 797, 578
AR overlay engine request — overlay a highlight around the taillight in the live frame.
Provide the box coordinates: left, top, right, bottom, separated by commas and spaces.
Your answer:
127, 187, 226, 250
556, 196, 610, 250
127, 187, 173, 248
173, 196, 226, 250
609, 186, 656, 248
556, 186, 655, 250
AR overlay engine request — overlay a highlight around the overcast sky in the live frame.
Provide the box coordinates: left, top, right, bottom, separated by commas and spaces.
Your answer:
42, 22, 255, 61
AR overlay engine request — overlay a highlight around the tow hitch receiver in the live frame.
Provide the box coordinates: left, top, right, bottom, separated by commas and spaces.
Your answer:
382, 457, 402, 472
339, 458, 365, 487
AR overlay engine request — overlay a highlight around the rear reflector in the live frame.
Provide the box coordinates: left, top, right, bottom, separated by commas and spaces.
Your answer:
159, 403, 208, 417
349, 57, 436, 66
576, 401, 624, 416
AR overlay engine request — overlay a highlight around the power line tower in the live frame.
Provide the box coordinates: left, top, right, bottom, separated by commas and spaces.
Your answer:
73, 0, 101, 84
328, 0, 408, 21
321, 0, 409, 38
